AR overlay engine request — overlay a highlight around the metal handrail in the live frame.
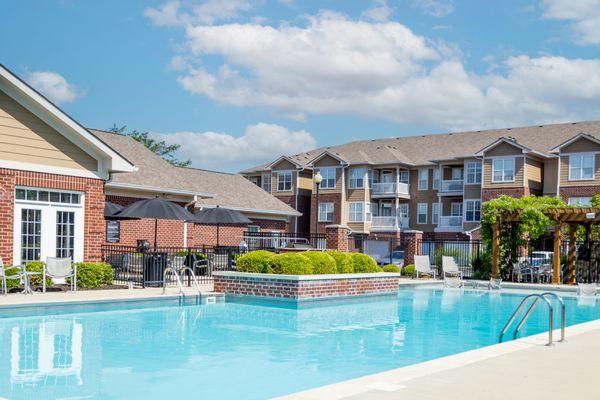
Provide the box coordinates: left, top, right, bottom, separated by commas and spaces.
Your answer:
162, 267, 185, 296
177, 266, 202, 295
499, 294, 554, 345
540, 292, 566, 342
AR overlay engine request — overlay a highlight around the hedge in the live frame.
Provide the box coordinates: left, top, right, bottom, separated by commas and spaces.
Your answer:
236, 250, 276, 273
302, 251, 337, 274
382, 264, 400, 273
325, 250, 354, 274
24, 261, 52, 287
350, 253, 379, 273
269, 253, 314, 275
402, 264, 416, 277
67, 262, 114, 289
3, 267, 22, 291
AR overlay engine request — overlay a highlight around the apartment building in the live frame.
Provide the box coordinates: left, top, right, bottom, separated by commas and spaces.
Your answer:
242, 121, 600, 241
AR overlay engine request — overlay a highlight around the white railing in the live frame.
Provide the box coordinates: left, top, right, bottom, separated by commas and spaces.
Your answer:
439, 216, 463, 227
371, 182, 410, 196
440, 180, 464, 193
397, 182, 409, 195
371, 216, 409, 230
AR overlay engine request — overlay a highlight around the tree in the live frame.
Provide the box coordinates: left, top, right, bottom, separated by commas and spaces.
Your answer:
109, 124, 191, 167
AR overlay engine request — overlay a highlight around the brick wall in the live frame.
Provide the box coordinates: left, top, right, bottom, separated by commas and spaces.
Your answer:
482, 187, 526, 202
559, 186, 600, 200
0, 168, 105, 264
310, 193, 342, 234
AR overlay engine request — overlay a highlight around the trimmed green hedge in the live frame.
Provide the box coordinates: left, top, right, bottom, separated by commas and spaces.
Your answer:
402, 264, 416, 277
382, 264, 400, 273
303, 251, 337, 274
325, 250, 354, 274
270, 253, 314, 275
25, 262, 52, 287
236, 250, 276, 273
3, 267, 22, 290
350, 253, 379, 273
67, 262, 114, 289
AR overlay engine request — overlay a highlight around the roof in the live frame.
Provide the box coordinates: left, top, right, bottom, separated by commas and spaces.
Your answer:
89, 129, 299, 217
241, 120, 600, 172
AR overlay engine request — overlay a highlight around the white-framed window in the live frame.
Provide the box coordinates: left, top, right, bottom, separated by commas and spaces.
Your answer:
348, 202, 364, 222
349, 168, 365, 189
318, 202, 334, 222
492, 157, 515, 183
365, 202, 372, 222
370, 202, 378, 217
465, 200, 481, 222
367, 170, 374, 188
261, 173, 271, 193
568, 197, 592, 206
452, 167, 464, 180
249, 176, 259, 186
432, 169, 440, 190
277, 171, 292, 191
399, 170, 409, 184
318, 168, 336, 189
432, 202, 440, 224
466, 161, 482, 184
451, 202, 463, 217
417, 203, 427, 224
418, 169, 429, 190
569, 154, 595, 181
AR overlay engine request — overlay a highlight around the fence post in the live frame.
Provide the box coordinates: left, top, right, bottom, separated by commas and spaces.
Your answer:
402, 230, 423, 266
325, 225, 351, 252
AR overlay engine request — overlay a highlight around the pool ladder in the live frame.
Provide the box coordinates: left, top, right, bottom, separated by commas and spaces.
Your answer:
499, 292, 566, 346
162, 267, 203, 298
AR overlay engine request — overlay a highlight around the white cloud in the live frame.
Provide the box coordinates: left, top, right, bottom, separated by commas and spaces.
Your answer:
25, 71, 84, 105
152, 123, 316, 171
362, 0, 393, 22
541, 0, 600, 45
144, 0, 252, 27
410, 0, 454, 18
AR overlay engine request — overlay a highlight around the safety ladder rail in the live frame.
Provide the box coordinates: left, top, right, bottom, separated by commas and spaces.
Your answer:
499, 293, 566, 345
162, 267, 185, 297
177, 266, 203, 295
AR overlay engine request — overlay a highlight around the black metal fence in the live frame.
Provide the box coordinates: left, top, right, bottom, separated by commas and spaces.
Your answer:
362, 237, 409, 266
418, 239, 485, 278
243, 231, 326, 251
101, 245, 243, 287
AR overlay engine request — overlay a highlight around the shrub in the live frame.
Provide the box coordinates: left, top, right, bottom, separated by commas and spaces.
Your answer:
350, 253, 379, 273
472, 252, 492, 280
382, 264, 400, 273
3, 267, 22, 291
236, 250, 276, 273
25, 261, 52, 287
68, 262, 114, 289
302, 251, 337, 274
269, 253, 314, 275
325, 250, 354, 274
402, 264, 416, 278
174, 250, 207, 260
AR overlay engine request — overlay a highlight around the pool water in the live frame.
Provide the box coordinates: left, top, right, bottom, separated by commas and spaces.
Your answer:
1, 287, 600, 400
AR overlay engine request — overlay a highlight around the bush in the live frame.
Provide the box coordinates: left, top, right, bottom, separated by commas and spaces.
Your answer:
236, 250, 276, 273
269, 253, 314, 275
472, 252, 492, 280
382, 264, 400, 273
402, 264, 416, 278
3, 267, 22, 291
350, 253, 379, 273
302, 251, 337, 274
68, 262, 114, 289
174, 250, 207, 260
325, 250, 354, 274
25, 261, 52, 287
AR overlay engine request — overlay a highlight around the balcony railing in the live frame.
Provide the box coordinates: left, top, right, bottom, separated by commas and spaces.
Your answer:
371, 216, 409, 230
371, 182, 409, 196
438, 215, 463, 227
440, 179, 464, 193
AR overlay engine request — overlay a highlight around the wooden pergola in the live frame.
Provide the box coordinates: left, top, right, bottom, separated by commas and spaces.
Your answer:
491, 207, 600, 284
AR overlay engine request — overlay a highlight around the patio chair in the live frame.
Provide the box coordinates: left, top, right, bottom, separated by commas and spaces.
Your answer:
442, 256, 463, 279
1, 257, 23, 295
43, 257, 77, 292
414, 255, 438, 279
443, 276, 463, 288
488, 278, 502, 290
578, 283, 597, 297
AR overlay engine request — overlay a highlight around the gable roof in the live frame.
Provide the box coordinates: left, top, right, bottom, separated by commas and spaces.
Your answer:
0, 64, 134, 176
475, 136, 547, 157
550, 133, 600, 153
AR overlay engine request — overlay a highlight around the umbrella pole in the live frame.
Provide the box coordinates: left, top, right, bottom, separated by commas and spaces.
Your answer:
154, 218, 158, 250
217, 223, 220, 247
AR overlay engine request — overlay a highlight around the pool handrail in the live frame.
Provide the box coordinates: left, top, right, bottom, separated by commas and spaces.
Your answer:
162, 267, 185, 297
177, 266, 202, 295
499, 294, 554, 345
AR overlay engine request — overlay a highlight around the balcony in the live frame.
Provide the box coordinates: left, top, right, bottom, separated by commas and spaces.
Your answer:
436, 215, 463, 232
371, 182, 410, 198
370, 216, 409, 231
439, 180, 464, 195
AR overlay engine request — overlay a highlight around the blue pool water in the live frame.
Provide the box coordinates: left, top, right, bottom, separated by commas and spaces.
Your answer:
1, 287, 600, 400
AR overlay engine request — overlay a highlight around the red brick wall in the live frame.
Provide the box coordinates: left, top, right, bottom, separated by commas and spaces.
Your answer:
559, 186, 600, 200
482, 187, 526, 202
310, 193, 342, 234
0, 168, 105, 265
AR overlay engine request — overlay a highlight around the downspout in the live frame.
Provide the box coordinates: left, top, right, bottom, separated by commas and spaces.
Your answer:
556, 155, 561, 199
295, 168, 300, 235
183, 195, 198, 248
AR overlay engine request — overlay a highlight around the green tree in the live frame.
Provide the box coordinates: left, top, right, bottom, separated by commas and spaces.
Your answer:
109, 124, 191, 167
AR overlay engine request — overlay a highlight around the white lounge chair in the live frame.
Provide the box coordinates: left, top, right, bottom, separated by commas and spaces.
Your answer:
414, 255, 438, 279
578, 283, 597, 297
1, 257, 23, 295
442, 256, 463, 279
43, 257, 77, 292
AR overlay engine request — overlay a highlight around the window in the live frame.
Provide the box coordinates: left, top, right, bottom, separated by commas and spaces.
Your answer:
417, 203, 427, 224
452, 168, 464, 180
432, 169, 440, 190
348, 202, 364, 222
569, 154, 595, 181
249, 176, 259, 186
370, 202, 379, 217
349, 168, 365, 189
418, 169, 429, 190
432, 203, 440, 224
318, 202, 334, 222
365, 202, 372, 222
451, 202, 463, 216
399, 170, 409, 184
15, 188, 81, 204
465, 200, 481, 222
318, 168, 336, 189
277, 171, 292, 191
261, 173, 271, 193
398, 203, 409, 227
56, 211, 75, 258
568, 197, 592, 206
492, 157, 515, 183
466, 161, 482, 184
21, 209, 41, 262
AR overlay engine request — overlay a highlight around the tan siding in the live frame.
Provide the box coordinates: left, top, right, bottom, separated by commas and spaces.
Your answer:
348, 222, 367, 233
298, 175, 313, 190
483, 156, 524, 188
314, 166, 342, 193
543, 158, 558, 195
484, 141, 523, 157
525, 157, 543, 191
560, 154, 600, 187
562, 137, 600, 153
409, 169, 437, 231
271, 170, 297, 194
0, 91, 98, 171
270, 159, 296, 170
314, 154, 342, 167
463, 184, 481, 199
346, 189, 365, 202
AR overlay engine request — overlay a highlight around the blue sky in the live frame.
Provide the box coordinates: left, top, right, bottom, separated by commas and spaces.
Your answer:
1, 0, 599, 171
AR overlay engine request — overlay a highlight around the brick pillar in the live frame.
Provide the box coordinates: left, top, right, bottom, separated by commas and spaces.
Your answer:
0, 173, 15, 265
402, 230, 423, 266
325, 224, 351, 252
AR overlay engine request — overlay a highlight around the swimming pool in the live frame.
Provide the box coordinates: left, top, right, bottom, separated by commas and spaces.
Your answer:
1, 287, 599, 400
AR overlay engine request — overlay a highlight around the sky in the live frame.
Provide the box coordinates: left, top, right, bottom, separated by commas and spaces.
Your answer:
1, 0, 599, 172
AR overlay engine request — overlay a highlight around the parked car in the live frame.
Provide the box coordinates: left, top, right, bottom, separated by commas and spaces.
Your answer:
529, 251, 553, 266
375, 250, 405, 267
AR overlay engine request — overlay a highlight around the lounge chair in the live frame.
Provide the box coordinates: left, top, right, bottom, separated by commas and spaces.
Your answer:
414, 255, 438, 279
442, 256, 463, 279
43, 257, 77, 292
1, 257, 23, 295
578, 283, 597, 297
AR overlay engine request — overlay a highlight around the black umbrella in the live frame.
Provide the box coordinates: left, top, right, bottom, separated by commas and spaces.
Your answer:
193, 206, 252, 246
115, 197, 196, 248
105, 201, 123, 217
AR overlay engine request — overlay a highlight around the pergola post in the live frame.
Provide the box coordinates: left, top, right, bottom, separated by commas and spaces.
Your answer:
552, 223, 562, 284
568, 223, 577, 284
492, 223, 500, 279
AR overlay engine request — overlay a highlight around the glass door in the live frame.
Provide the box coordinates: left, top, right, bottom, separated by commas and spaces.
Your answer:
20, 208, 42, 263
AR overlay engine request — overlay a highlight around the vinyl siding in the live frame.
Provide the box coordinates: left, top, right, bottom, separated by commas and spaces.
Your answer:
561, 137, 600, 153
463, 184, 481, 199
559, 154, 600, 187
543, 158, 558, 196
525, 157, 543, 191
409, 169, 437, 231
483, 156, 524, 188
484, 141, 523, 157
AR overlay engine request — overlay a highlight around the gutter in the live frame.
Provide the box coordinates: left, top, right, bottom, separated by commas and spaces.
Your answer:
106, 182, 214, 198
197, 204, 302, 217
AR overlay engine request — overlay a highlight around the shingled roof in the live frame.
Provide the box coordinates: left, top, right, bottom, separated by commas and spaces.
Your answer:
241, 120, 600, 173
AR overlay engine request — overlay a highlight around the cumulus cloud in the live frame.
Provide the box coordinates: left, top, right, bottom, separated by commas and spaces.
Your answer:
25, 71, 84, 105
152, 123, 316, 171
410, 0, 454, 18
541, 0, 600, 45
362, 0, 393, 22
144, 0, 251, 27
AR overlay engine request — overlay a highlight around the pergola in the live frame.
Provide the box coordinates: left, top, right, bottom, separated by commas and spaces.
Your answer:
491, 207, 600, 284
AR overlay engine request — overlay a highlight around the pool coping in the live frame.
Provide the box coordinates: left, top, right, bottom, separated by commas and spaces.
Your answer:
212, 271, 401, 280
273, 316, 600, 400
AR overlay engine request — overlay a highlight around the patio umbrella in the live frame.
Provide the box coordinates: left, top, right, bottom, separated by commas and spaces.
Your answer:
192, 206, 252, 246
105, 201, 123, 217
115, 197, 196, 248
